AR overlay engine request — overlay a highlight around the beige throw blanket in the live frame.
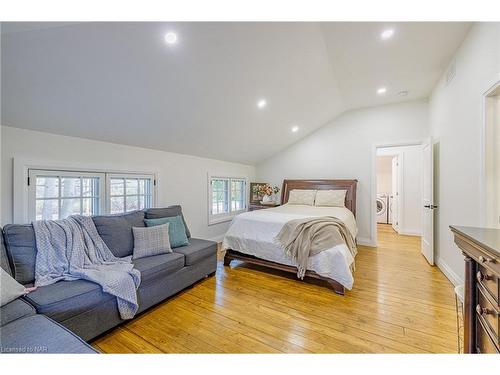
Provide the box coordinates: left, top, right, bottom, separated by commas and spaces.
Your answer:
274, 216, 357, 279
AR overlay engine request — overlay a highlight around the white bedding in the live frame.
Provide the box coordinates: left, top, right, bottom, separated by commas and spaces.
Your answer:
222, 204, 358, 289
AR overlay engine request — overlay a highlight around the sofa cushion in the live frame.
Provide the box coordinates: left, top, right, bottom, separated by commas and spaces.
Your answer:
173, 238, 217, 266
2, 224, 36, 285
23, 279, 114, 322
92, 210, 145, 258
133, 252, 184, 283
0, 299, 36, 327
0, 315, 98, 353
145, 206, 191, 238
144, 215, 189, 248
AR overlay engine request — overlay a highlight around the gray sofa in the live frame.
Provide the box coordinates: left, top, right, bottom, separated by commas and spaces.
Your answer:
1, 234, 97, 353
0, 206, 218, 353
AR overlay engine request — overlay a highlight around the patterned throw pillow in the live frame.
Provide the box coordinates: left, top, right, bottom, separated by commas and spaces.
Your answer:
287, 189, 316, 205
144, 215, 189, 248
0, 268, 26, 307
314, 189, 347, 207
132, 223, 172, 260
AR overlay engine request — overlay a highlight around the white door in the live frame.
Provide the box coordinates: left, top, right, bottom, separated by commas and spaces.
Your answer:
391, 156, 400, 233
422, 138, 435, 265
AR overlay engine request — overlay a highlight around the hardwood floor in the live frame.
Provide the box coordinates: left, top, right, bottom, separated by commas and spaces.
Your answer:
92, 224, 459, 353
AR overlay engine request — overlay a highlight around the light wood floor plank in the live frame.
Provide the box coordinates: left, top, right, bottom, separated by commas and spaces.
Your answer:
92, 224, 459, 353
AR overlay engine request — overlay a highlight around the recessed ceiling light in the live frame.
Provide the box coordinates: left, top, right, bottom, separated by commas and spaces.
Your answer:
377, 87, 387, 95
380, 28, 395, 40
291, 126, 299, 133
164, 32, 178, 45
257, 99, 267, 109
398, 90, 409, 97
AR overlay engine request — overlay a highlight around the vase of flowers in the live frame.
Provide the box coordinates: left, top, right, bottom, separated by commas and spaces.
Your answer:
253, 183, 280, 205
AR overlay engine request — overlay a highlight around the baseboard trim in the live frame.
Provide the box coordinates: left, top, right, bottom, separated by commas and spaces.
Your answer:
398, 229, 422, 237
436, 257, 463, 287
357, 237, 377, 247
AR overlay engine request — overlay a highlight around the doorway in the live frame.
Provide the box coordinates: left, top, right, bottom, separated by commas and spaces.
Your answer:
484, 81, 500, 228
374, 144, 425, 253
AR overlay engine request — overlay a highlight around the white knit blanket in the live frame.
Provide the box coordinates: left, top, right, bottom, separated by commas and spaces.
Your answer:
33, 215, 141, 319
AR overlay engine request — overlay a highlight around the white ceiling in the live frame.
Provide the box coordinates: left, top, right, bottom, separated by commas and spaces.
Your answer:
1, 22, 471, 164
320, 22, 472, 110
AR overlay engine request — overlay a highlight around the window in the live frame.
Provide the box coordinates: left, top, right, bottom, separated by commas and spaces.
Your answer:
208, 176, 247, 224
107, 175, 154, 214
230, 179, 246, 211
29, 170, 105, 221
28, 169, 155, 221
211, 178, 229, 215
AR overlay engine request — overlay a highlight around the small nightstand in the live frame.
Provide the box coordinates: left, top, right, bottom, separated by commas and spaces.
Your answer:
248, 203, 280, 211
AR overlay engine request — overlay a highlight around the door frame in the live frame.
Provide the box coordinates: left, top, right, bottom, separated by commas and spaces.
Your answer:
480, 78, 500, 228
371, 140, 424, 247
390, 154, 401, 233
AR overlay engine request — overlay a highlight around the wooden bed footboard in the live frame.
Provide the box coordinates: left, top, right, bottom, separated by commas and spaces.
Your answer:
223, 249, 345, 295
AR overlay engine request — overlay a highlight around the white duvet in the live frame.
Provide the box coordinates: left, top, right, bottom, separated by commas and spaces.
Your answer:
222, 204, 358, 289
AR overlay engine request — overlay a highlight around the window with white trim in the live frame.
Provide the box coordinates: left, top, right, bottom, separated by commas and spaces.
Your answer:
107, 175, 154, 214
208, 176, 247, 224
28, 169, 156, 221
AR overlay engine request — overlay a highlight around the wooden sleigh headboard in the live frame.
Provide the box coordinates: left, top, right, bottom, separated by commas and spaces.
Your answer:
280, 179, 358, 217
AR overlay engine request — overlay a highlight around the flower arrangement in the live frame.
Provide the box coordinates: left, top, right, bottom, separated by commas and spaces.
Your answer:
252, 183, 280, 197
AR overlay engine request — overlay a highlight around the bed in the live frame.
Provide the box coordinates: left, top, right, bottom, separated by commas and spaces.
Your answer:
222, 179, 358, 295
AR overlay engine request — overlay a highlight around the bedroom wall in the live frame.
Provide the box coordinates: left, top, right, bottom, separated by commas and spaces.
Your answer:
255, 100, 429, 245
0, 24, 3, 224
428, 22, 500, 285
1, 126, 255, 241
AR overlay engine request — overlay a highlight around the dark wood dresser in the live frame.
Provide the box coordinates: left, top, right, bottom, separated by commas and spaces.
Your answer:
450, 226, 500, 353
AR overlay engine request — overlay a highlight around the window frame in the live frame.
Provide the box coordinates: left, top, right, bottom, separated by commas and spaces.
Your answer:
28, 169, 106, 221
27, 168, 157, 222
208, 174, 247, 225
105, 173, 156, 214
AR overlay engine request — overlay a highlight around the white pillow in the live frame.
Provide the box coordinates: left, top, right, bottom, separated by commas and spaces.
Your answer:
287, 189, 316, 205
314, 189, 347, 207
0, 268, 27, 307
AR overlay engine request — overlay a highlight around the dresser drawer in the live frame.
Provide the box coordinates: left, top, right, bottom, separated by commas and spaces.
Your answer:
477, 265, 499, 304
476, 286, 499, 345
476, 317, 500, 353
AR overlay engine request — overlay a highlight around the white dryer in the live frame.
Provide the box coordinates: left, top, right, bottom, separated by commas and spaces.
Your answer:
376, 193, 389, 224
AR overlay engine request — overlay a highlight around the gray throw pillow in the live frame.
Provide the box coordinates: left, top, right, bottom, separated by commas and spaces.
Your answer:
132, 223, 172, 260
0, 268, 26, 307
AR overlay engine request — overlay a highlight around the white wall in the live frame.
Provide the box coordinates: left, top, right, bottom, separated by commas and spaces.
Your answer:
376, 156, 392, 194
0, 24, 3, 224
256, 100, 429, 245
429, 22, 500, 285
1, 126, 255, 241
378, 145, 422, 236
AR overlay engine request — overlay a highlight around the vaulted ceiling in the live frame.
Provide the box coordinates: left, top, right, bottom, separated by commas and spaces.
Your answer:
1, 22, 471, 164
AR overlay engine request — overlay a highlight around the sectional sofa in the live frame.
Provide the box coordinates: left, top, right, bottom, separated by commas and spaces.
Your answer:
0, 206, 218, 353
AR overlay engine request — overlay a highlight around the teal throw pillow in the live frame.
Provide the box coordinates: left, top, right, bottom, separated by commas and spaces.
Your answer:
144, 215, 189, 248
